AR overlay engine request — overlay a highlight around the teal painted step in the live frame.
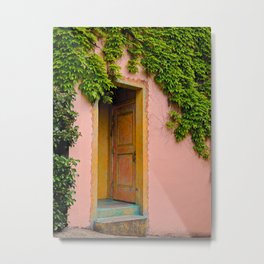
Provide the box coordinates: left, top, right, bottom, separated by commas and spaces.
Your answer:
97, 199, 140, 218
94, 215, 147, 236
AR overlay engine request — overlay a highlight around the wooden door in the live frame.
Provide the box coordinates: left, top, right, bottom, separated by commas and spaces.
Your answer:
112, 101, 136, 203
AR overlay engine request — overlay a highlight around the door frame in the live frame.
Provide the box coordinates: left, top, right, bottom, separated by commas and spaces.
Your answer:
90, 78, 148, 223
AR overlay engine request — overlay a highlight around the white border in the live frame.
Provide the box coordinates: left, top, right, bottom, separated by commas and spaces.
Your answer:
1, 0, 264, 263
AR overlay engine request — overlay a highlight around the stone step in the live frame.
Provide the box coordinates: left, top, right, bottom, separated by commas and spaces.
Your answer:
97, 200, 140, 218
94, 215, 147, 237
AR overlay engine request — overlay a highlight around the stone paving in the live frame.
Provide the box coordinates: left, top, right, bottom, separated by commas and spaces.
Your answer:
53, 227, 189, 239
54, 227, 140, 239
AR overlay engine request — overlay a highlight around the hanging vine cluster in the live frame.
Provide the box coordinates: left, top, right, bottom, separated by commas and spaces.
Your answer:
53, 27, 211, 231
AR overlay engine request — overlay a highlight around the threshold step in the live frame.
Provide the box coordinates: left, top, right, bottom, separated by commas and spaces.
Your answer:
94, 215, 147, 236
97, 205, 140, 218
97, 199, 140, 218
96, 215, 146, 223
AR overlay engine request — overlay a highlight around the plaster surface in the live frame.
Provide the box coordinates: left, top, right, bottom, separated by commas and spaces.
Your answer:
68, 85, 93, 228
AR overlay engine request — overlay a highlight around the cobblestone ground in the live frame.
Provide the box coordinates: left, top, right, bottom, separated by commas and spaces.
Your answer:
54, 227, 141, 239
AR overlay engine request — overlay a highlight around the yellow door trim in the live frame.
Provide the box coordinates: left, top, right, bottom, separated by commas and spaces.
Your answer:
90, 78, 148, 224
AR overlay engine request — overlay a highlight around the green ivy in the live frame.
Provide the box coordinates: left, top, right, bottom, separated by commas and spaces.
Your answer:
103, 27, 210, 158
53, 27, 211, 230
122, 27, 211, 158
53, 154, 78, 231
53, 27, 115, 104
53, 85, 80, 231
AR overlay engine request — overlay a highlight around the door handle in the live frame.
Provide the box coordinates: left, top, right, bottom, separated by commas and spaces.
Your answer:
132, 151, 136, 162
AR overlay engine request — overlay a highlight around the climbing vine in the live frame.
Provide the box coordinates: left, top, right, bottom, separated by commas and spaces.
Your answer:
53, 27, 211, 231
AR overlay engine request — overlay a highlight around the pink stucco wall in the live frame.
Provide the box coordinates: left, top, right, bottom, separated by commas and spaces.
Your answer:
68, 50, 211, 236
68, 85, 93, 228
147, 79, 211, 237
